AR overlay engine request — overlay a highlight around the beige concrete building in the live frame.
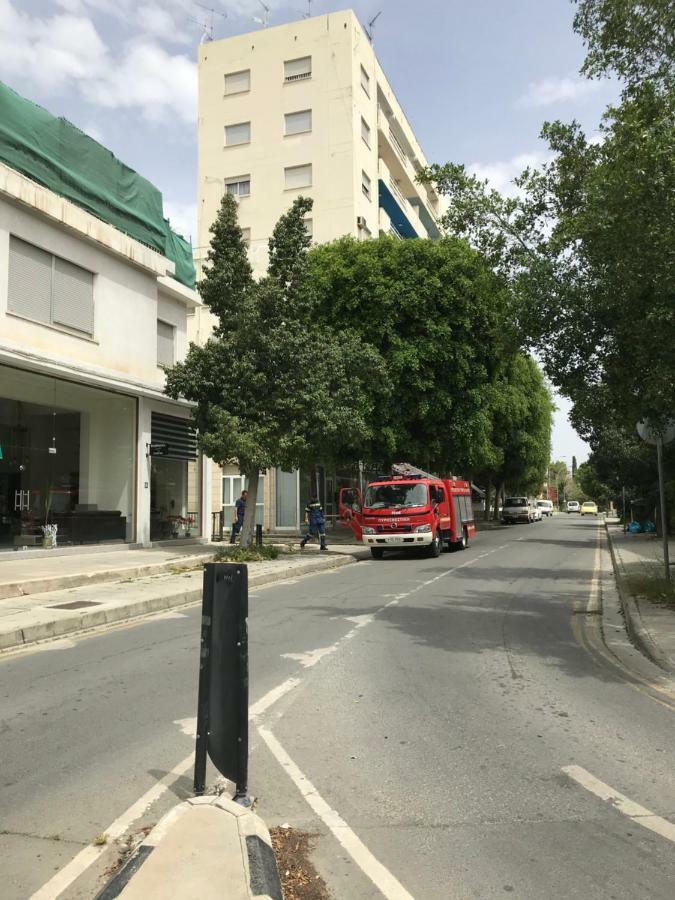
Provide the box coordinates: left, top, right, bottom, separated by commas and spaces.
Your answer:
194, 9, 440, 533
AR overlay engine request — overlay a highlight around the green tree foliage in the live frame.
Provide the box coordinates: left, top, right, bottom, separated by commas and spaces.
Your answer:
573, 0, 675, 87
307, 235, 511, 474
164, 193, 381, 546
488, 355, 553, 501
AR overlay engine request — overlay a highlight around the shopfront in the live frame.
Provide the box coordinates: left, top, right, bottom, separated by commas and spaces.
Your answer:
149, 412, 201, 540
0, 364, 135, 550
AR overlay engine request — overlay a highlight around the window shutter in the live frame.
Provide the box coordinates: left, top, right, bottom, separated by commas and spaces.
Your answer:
284, 56, 311, 80
157, 320, 175, 367
284, 164, 312, 189
52, 257, 94, 334
285, 109, 312, 135
224, 69, 250, 94
360, 65, 370, 96
8, 236, 52, 324
225, 122, 250, 146
151, 412, 197, 460
361, 117, 371, 146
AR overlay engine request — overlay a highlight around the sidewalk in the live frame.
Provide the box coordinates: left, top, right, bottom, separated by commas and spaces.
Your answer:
605, 524, 675, 673
0, 547, 363, 652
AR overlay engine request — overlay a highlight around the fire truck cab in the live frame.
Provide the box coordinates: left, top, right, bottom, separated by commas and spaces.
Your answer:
339, 463, 476, 560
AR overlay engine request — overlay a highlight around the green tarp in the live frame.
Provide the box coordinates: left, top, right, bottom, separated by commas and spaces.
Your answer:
0, 80, 195, 289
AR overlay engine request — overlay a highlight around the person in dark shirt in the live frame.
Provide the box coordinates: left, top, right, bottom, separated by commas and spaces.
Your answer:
300, 495, 327, 551
229, 489, 248, 544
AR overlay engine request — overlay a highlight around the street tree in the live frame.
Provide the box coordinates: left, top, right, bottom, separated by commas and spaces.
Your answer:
164, 193, 382, 546
307, 235, 513, 475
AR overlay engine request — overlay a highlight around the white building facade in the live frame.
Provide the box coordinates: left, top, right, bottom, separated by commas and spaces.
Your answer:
0, 162, 208, 551
196, 9, 440, 532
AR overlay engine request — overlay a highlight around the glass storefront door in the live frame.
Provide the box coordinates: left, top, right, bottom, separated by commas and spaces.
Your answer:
0, 365, 135, 550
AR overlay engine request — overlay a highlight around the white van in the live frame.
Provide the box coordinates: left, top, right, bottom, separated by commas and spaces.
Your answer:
536, 500, 554, 517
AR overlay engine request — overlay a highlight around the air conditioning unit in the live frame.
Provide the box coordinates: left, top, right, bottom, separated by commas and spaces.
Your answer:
356, 216, 367, 229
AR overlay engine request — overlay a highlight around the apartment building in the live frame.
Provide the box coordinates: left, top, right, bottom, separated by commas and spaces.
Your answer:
0, 81, 209, 551
196, 9, 440, 532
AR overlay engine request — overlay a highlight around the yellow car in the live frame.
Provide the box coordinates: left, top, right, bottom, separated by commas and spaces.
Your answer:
580, 501, 598, 516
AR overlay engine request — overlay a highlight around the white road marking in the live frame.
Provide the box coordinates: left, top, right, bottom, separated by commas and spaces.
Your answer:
32, 542, 508, 899
29, 753, 195, 900
344, 613, 375, 628
174, 717, 197, 738
27, 638, 77, 654
249, 677, 302, 719
563, 765, 675, 844
282, 647, 336, 668
258, 726, 415, 900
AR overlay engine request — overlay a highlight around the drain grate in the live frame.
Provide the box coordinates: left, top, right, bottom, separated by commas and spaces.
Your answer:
49, 600, 102, 610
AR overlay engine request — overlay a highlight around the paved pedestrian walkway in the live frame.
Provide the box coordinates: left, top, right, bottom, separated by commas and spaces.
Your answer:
606, 525, 675, 672
0, 547, 363, 652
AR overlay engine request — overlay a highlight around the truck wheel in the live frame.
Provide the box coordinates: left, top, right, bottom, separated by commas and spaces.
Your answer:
457, 529, 468, 551
370, 548, 384, 560
426, 531, 442, 558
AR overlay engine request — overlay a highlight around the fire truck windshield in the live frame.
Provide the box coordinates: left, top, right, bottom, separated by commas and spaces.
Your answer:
364, 483, 429, 510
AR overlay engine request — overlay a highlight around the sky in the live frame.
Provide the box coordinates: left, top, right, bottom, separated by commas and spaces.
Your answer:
0, 0, 620, 464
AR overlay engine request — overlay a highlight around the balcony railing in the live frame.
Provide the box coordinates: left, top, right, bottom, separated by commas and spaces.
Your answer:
389, 179, 407, 208
389, 127, 407, 163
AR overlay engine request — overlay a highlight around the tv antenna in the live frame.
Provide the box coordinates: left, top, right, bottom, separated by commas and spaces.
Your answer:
366, 10, 382, 43
253, 0, 270, 28
189, 2, 227, 43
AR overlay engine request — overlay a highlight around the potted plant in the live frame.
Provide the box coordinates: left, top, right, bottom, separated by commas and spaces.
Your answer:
41, 523, 58, 549
184, 515, 195, 538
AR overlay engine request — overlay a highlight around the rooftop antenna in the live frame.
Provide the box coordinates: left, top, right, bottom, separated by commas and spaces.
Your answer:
366, 10, 382, 43
253, 0, 270, 28
189, 2, 227, 43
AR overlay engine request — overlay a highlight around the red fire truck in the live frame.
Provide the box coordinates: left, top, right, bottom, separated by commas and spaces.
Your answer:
338, 463, 476, 560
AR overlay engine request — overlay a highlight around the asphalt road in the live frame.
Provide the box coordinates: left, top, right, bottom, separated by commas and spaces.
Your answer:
1, 517, 674, 899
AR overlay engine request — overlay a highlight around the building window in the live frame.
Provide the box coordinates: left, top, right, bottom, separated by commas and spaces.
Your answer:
361, 116, 371, 147
362, 170, 371, 200
284, 163, 312, 190
224, 69, 250, 95
303, 218, 313, 239
8, 236, 94, 336
284, 56, 311, 82
284, 109, 312, 136
241, 227, 251, 247
225, 176, 251, 198
225, 121, 251, 146
222, 472, 265, 526
157, 320, 175, 367
360, 65, 370, 96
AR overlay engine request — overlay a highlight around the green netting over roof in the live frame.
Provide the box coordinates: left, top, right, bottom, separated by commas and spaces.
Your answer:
0, 80, 195, 289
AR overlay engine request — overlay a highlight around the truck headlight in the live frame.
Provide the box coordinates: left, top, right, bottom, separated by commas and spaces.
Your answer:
362, 527, 376, 534
415, 524, 431, 533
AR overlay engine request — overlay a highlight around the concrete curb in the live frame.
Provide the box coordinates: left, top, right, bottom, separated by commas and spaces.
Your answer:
0, 554, 359, 652
604, 523, 674, 674
95, 795, 282, 900
0, 553, 216, 601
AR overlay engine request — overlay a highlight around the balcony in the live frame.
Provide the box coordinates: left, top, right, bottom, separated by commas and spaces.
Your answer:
376, 106, 439, 234
377, 158, 426, 239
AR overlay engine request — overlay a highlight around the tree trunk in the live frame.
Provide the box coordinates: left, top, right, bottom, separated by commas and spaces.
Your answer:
494, 481, 505, 520
239, 469, 260, 548
483, 475, 492, 522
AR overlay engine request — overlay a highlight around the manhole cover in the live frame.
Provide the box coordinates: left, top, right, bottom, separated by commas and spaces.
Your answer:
49, 600, 102, 610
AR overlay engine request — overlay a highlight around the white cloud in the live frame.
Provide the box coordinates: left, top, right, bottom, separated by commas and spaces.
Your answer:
516, 75, 602, 109
468, 152, 549, 196
0, 0, 196, 124
163, 200, 197, 242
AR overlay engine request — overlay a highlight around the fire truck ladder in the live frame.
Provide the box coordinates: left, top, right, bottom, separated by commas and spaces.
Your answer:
390, 462, 439, 481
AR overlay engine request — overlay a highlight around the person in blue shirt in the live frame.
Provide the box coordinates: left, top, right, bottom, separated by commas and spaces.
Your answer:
229, 489, 248, 544
300, 494, 327, 551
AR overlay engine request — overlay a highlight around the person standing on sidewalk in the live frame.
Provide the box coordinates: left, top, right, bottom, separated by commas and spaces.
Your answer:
230, 489, 248, 544
300, 494, 328, 551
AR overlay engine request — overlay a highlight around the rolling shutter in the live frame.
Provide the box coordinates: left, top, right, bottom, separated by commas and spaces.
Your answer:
8, 236, 52, 324
285, 109, 311, 135
225, 122, 250, 146
157, 320, 175, 367
284, 56, 311, 80
224, 69, 250, 94
151, 413, 198, 460
284, 164, 312, 189
52, 257, 94, 334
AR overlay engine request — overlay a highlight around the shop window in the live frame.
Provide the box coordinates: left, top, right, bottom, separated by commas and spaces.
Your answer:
150, 413, 201, 540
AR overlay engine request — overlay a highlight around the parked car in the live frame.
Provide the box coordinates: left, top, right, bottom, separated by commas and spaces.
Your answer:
566, 500, 580, 513
580, 501, 598, 516
502, 497, 534, 524
536, 500, 554, 517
